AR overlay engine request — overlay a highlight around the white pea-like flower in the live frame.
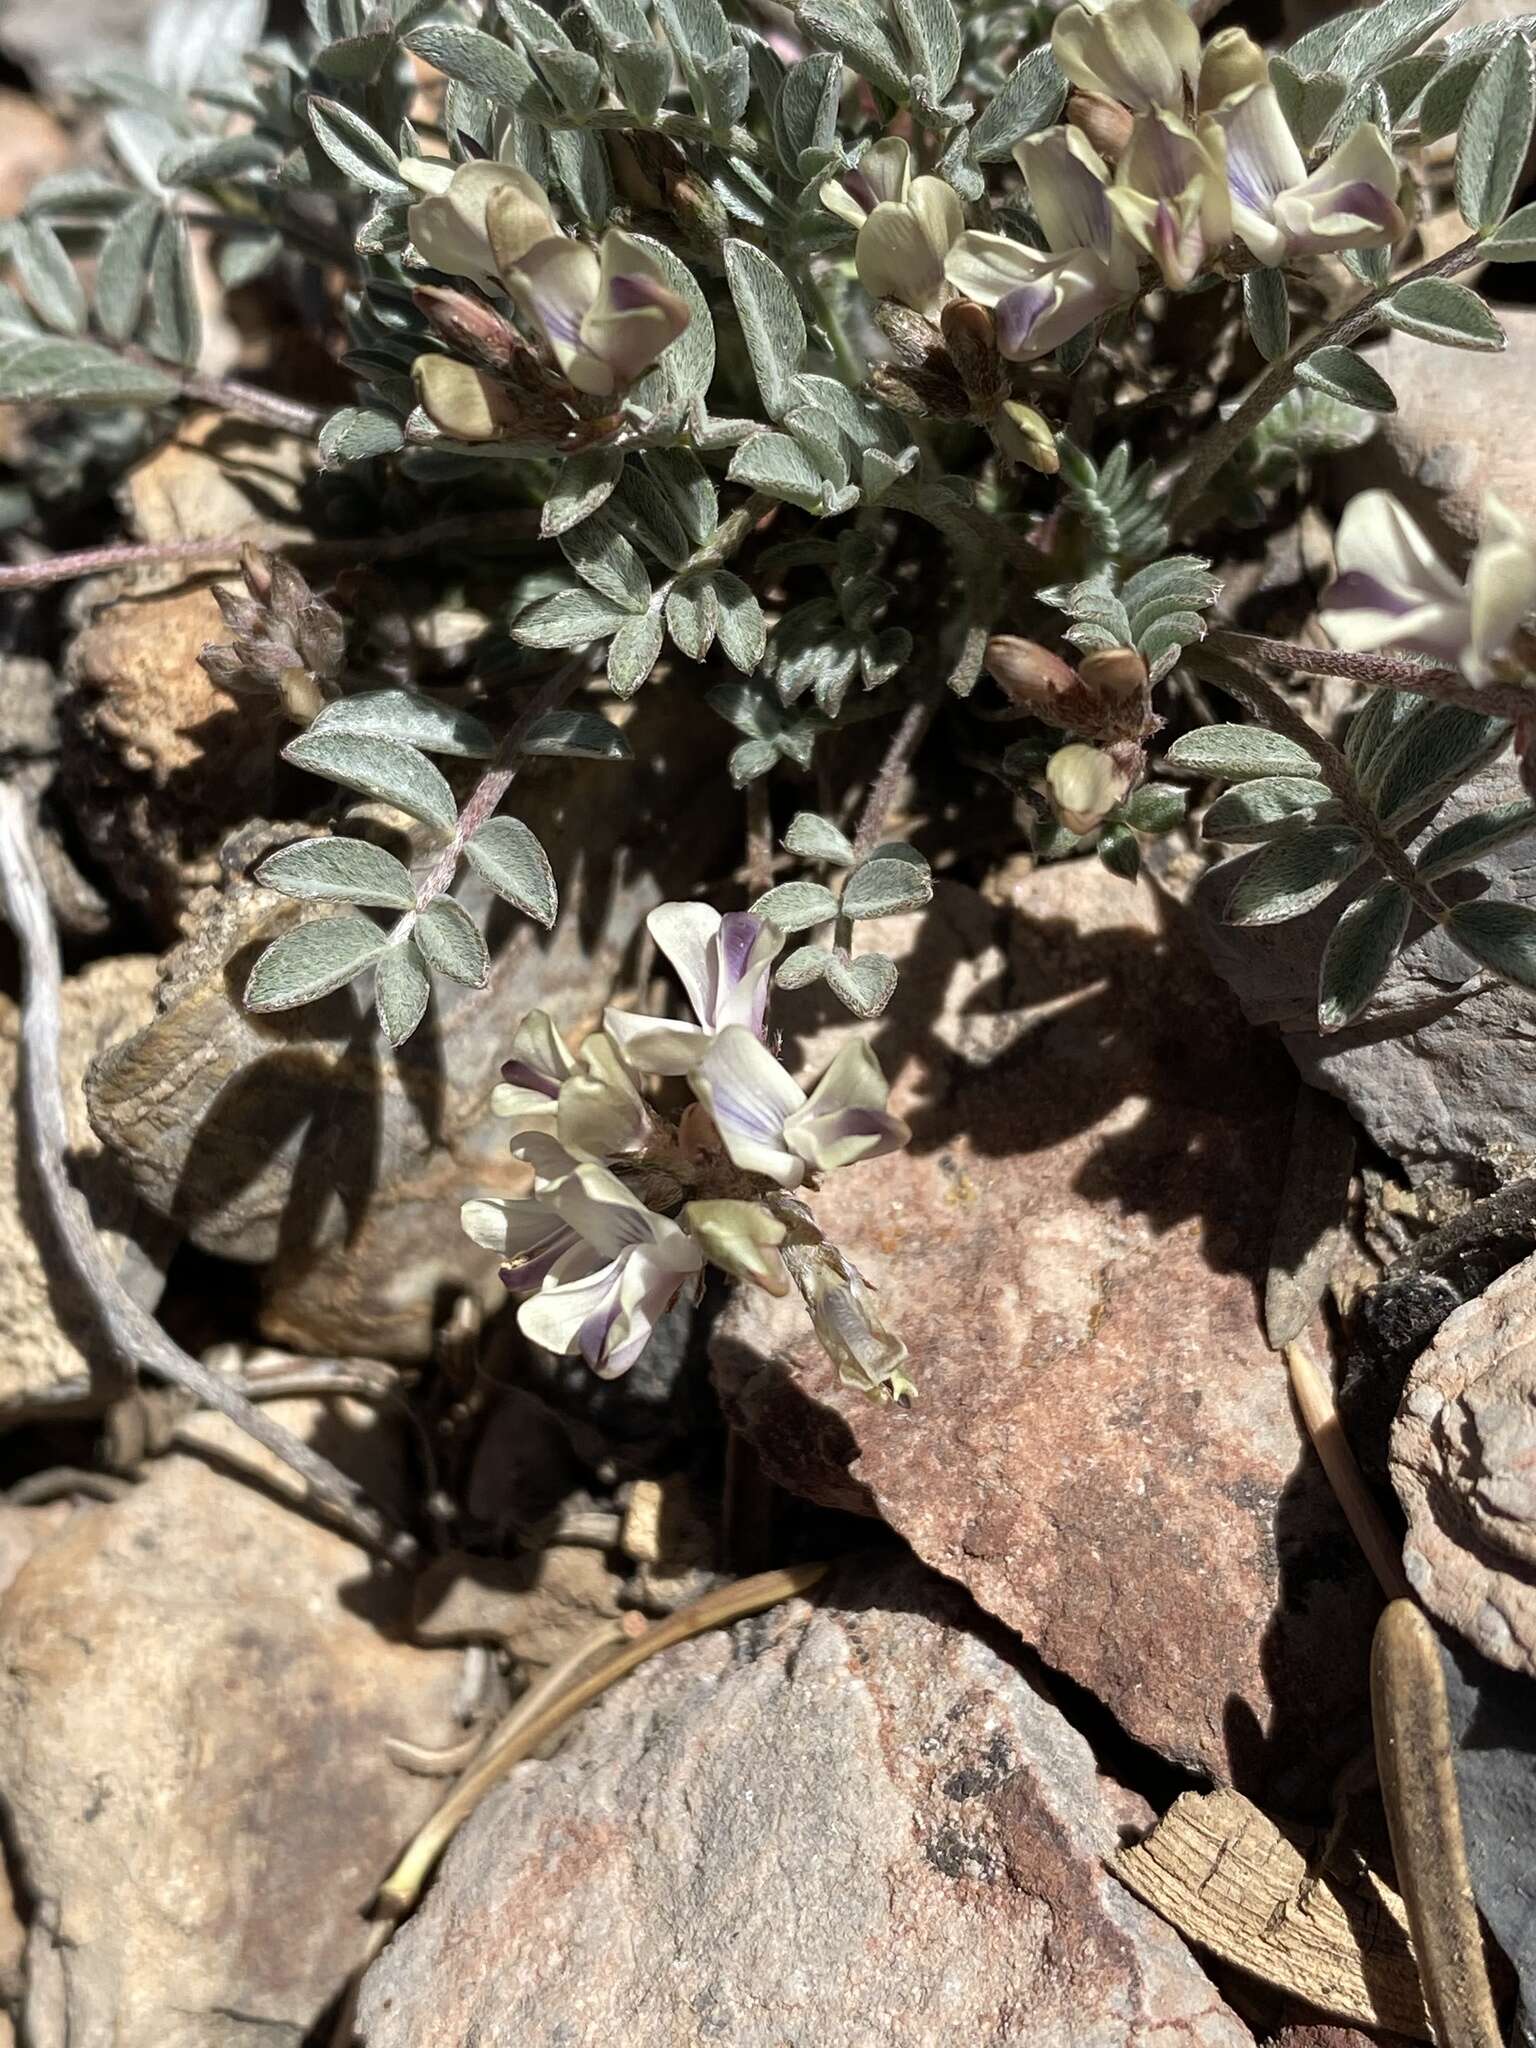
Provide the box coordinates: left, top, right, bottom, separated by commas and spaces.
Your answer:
1045, 742, 1131, 835
819, 136, 964, 318
401, 157, 557, 293
945, 126, 1139, 362
1109, 109, 1231, 290
691, 1027, 910, 1191
505, 227, 692, 398
1318, 491, 1536, 686
1212, 86, 1404, 265
1051, 0, 1202, 113
604, 904, 783, 1075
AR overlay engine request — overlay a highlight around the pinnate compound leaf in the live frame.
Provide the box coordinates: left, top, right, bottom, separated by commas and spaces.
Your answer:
1444, 896, 1536, 985
257, 835, 416, 910
12, 219, 85, 335
0, 335, 178, 407
1295, 347, 1396, 412
1224, 826, 1365, 925
519, 710, 631, 761
306, 96, 407, 196
713, 572, 768, 673
1482, 202, 1536, 259
375, 939, 432, 1045
284, 730, 459, 833
414, 896, 490, 987
1244, 267, 1290, 361
513, 586, 635, 648
750, 878, 840, 931
1164, 726, 1318, 781
1456, 35, 1536, 229
310, 689, 494, 759
1381, 278, 1505, 351
93, 197, 159, 342
246, 914, 388, 1011
775, 943, 832, 988
465, 816, 557, 925
404, 23, 539, 104
606, 610, 665, 698
1416, 800, 1536, 881
842, 854, 934, 918
784, 811, 855, 864
1201, 776, 1335, 842
1318, 881, 1411, 1031
971, 44, 1066, 159
724, 239, 805, 420
825, 948, 899, 1017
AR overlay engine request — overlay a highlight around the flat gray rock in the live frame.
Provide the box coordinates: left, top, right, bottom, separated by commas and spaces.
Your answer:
356, 1556, 1252, 2048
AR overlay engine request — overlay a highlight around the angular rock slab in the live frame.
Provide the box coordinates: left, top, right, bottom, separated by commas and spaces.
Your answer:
1392, 1247, 1536, 1675
357, 1557, 1252, 2048
715, 875, 1379, 1784
0, 1402, 463, 2048
1198, 763, 1536, 1185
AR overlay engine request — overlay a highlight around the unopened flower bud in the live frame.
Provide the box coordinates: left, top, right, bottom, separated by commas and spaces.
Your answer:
994, 401, 1060, 474
413, 285, 523, 372
940, 299, 1001, 401
986, 635, 1078, 710
1078, 646, 1148, 701
1197, 26, 1270, 111
412, 355, 521, 443
1045, 742, 1130, 835
1066, 90, 1135, 162
684, 1199, 789, 1295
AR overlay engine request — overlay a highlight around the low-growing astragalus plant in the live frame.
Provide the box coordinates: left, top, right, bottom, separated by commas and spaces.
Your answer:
8, 0, 1536, 1393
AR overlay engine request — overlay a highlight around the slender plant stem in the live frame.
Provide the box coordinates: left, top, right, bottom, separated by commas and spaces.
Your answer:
1210, 629, 1536, 727
1169, 234, 1486, 524
411, 656, 588, 912
1187, 646, 1446, 919
177, 371, 329, 438
0, 509, 541, 594
850, 682, 945, 864
0, 786, 415, 1567
745, 779, 774, 896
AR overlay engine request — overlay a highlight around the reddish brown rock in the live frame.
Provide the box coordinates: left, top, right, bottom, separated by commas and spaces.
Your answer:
356, 1556, 1253, 2048
714, 873, 1379, 1783
1392, 1247, 1536, 1675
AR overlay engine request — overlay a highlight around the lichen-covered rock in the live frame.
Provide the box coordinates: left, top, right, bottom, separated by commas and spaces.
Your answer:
356, 1556, 1253, 2048
0, 1400, 463, 2047
714, 874, 1379, 1785
1392, 1248, 1536, 1675
0, 954, 172, 1419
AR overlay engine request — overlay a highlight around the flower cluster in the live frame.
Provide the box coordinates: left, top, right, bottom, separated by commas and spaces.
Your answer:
402, 153, 691, 441
1319, 491, 1536, 688
824, 0, 1407, 367
462, 903, 914, 1397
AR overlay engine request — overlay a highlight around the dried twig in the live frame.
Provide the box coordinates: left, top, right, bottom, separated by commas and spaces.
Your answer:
374, 1562, 827, 1920
0, 786, 415, 1567
0, 508, 542, 594
1284, 1340, 1410, 1604
1372, 1600, 1503, 2048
